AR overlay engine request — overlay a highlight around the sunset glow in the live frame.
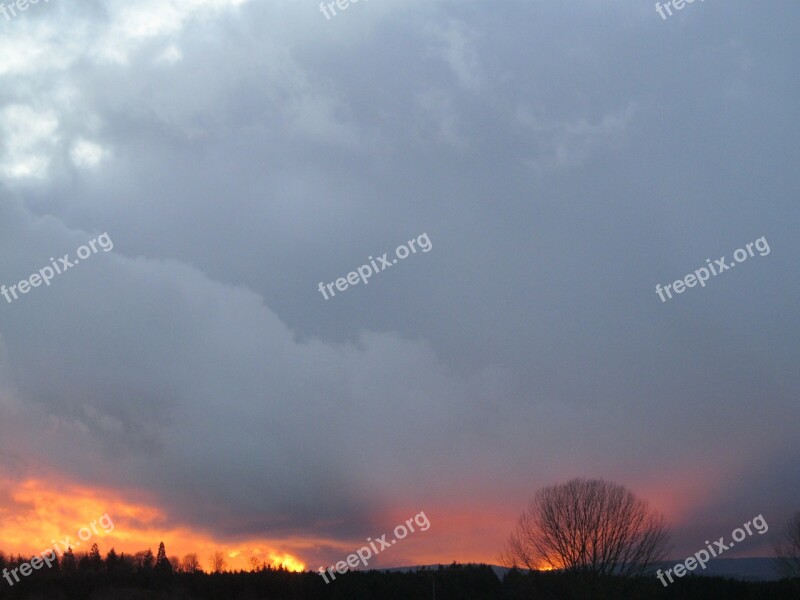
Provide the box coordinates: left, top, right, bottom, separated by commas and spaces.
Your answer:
0, 0, 796, 597
0, 477, 305, 572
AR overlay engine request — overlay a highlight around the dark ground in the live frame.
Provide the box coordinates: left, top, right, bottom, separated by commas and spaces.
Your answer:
0, 563, 798, 600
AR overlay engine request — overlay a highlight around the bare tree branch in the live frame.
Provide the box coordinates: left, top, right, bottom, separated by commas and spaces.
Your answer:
775, 512, 800, 578
501, 478, 669, 580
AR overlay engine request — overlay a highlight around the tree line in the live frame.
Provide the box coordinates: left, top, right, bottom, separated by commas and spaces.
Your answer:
0, 478, 797, 598
0, 542, 238, 577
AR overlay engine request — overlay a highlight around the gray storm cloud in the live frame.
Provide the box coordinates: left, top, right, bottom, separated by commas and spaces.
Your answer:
0, 0, 798, 558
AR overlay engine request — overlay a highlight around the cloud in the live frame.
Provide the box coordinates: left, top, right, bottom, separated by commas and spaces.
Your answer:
0, 105, 59, 179
428, 20, 484, 91
516, 103, 636, 168
0, 197, 529, 543
0, 0, 797, 567
70, 138, 109, 169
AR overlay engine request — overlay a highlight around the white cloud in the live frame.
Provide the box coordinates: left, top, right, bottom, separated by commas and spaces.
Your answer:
90, 0, 250, 64
0, 0, 252, 186
0, 105, 59, 180
70, 138, 109, 169
428, 20, 483, 92
0, 0, 249, 75
157, 44, 184, 65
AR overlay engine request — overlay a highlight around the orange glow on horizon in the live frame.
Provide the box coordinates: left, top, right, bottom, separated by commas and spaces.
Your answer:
0, 477, 656, 571
0, 477, 306, 572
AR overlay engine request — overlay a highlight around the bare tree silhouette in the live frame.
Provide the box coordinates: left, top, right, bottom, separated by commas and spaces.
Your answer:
775, 511, 800, 578
501, 478, 669, 579
210, 551, 227, 574
181, 553, 202, 573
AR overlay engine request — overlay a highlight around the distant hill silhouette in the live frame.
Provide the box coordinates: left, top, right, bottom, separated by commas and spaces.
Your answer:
385, 558, 780, 581
655, 558, 779, 581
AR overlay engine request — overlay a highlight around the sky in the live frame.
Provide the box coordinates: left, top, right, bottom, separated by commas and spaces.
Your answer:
0, 0, 798, 573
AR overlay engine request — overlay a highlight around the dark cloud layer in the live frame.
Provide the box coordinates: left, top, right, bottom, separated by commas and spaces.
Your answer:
0, 0, 798, 561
